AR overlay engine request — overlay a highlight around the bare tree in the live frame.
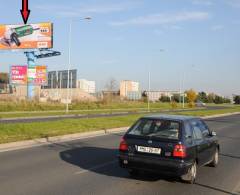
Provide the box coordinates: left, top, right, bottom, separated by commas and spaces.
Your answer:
104, 78, 119, 104
105, 78, 118, 92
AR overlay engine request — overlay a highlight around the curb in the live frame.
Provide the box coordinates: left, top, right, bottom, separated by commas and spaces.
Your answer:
0, 127, 129, 153
0, 112, 239, 153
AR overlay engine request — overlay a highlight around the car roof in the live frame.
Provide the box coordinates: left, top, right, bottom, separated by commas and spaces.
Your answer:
141, 114, 199, 122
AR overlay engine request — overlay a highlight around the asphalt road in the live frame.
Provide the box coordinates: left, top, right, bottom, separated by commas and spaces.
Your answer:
0, 114, 240, 195
0, 106, 228, 124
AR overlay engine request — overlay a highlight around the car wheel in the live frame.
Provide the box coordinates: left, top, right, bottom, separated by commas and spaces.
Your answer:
128, 169, 139, 177
181, 161, 197, 184
209, 148, 219, 167
11, 33, 21, 47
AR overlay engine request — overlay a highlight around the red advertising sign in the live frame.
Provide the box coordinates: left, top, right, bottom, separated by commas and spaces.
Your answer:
11, 65, 28, 84
10, 65, 47, 85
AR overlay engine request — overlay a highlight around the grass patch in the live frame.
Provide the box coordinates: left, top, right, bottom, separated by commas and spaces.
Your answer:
0, 101, 173, 112
0, 102, 189, 119
0, 114, 143, 144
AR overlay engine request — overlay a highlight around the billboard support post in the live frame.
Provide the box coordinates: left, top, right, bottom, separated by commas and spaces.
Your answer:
25, 51, 36, 99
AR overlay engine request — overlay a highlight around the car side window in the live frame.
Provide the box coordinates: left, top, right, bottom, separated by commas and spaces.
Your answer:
184, 122, 193, 138
142, 120, 152, 135
191, 120, 203, 140
197, 120, 210, 138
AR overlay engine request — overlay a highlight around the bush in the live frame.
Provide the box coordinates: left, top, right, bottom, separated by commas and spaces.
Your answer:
170, 101, 178, 109
234, 96, 240, 104
160, 96, 170, 103
213, 95, 230, 104
188, 102, 195, 108
172, 94, 180, 103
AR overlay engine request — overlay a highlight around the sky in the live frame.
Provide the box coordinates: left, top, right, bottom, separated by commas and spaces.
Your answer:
0, 0, 239, 96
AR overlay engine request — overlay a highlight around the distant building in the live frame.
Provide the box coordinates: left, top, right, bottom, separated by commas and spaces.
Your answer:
43, 69, 77, 89
127, 91, 142, 101
120, 80, 140, 98
144, 90, 180, 102
77, 79, 96, 94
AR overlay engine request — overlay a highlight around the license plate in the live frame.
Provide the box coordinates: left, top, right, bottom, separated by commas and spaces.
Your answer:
137, 146, 161, 154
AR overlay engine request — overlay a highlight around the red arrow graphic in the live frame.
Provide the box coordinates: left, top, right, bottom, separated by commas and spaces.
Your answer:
20, 0, 31, 24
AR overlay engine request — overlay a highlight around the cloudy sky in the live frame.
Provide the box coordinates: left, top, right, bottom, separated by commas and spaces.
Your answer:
0, 0, 239, 96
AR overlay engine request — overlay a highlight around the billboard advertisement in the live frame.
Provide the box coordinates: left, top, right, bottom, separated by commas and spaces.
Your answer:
28, 66, 47, 85
44, 70, 77, 89
10, 65, 47, 85
11, 65, 28, 85
0, 23, 53, 50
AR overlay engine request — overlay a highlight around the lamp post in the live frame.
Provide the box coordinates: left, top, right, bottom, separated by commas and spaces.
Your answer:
147, 49, 165, 112
66, 17, 92, 113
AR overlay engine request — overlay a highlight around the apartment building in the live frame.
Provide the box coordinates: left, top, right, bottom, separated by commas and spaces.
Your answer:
77, 79, 96, 94
120, 80, 140, 97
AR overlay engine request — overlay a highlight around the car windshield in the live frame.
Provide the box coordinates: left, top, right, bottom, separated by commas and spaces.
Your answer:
128, 118, 180, 140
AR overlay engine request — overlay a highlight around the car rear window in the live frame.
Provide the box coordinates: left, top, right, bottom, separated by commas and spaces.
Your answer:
128, 118, 180, 140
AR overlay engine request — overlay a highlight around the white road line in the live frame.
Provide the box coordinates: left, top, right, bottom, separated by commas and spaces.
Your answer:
74, 160, 118, 175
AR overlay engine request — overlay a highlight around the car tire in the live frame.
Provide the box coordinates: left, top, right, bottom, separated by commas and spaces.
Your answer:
11, 33, 21, 47
181, 161, 197, 184
128, 169, 139, 177
209, 148, 219, 167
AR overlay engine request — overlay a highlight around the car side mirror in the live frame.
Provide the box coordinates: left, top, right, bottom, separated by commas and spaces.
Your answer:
185, 135, 192, 139
211, 131, 217, 136
185, 135, 193, 143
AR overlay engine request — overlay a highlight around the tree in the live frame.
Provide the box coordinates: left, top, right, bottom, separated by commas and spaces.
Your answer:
214, 95, 224, 104
186, 89, 197, 103
172, 94, 180, 103
0, 73, 9, 84
207, 93, 215, 103
104, 78, 118, 104
234, 96, 240, 104
160, 95, 170, 103
197, 91, 208, 103
105, 78, 118, 92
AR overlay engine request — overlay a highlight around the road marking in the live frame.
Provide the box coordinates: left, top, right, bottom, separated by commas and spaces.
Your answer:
74, 160, 118, 175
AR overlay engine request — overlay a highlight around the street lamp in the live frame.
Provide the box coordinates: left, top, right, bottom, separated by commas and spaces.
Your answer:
147, 49, 165, 112
66, 17, 92, 113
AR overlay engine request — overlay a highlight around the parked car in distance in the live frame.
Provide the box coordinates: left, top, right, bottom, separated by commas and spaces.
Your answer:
195, 101, 206, 107
118, 115, 219, 184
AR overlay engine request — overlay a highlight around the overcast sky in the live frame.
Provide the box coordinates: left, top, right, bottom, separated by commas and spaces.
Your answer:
0, 0, 239, 96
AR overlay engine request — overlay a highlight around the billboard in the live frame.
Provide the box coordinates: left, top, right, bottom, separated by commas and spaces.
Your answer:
28, 66, 47, 85
0, 23, 53, 50
10, 65, 47, 85
44, 70, 77, 89
11, 65, 28, 85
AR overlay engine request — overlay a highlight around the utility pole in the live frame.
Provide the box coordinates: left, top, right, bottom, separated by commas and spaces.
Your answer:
148, 67, 151, 112
66, 17, 92, 113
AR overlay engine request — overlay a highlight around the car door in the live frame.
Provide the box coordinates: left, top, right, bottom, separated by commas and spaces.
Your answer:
191, 120, 210, 166
199, 120, 216, 161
